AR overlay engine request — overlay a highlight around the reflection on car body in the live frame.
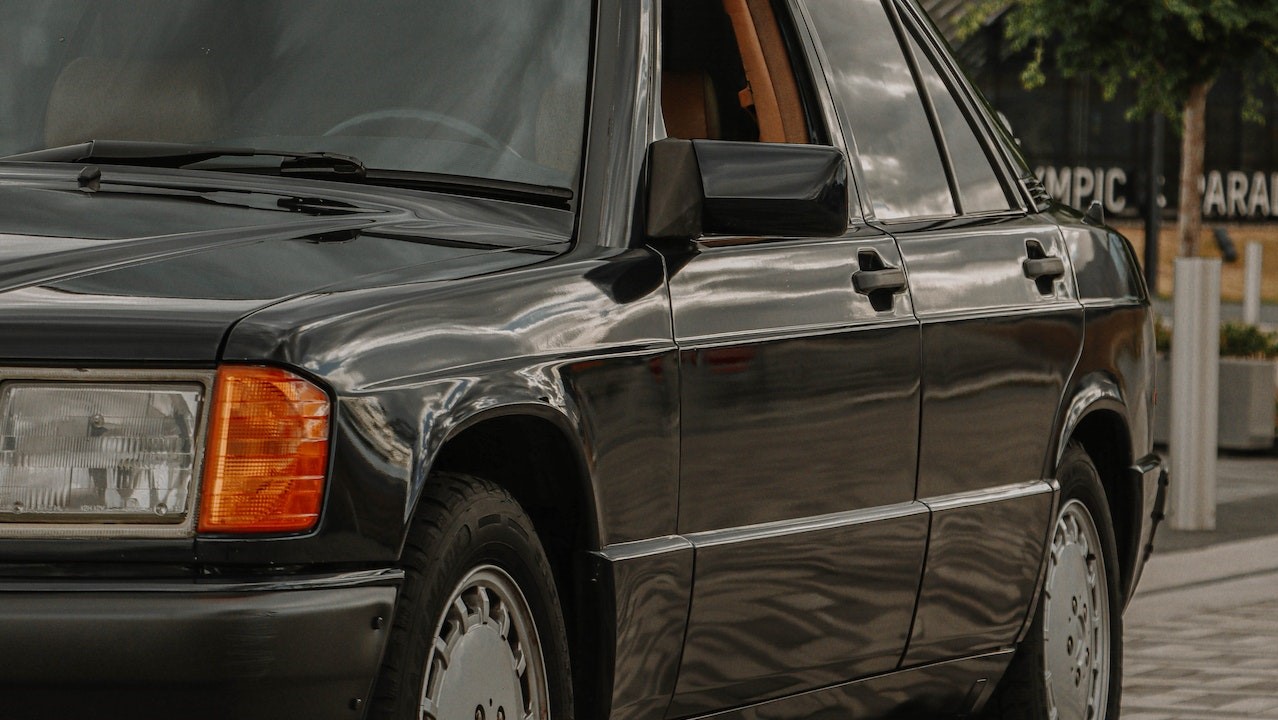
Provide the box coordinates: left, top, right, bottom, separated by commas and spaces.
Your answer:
0, 1, 1164, 719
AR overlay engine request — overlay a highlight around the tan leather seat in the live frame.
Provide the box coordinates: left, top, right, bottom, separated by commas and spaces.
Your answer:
722, 0, 809, 144
44, 58, 228, 147
662, 70, 721, 140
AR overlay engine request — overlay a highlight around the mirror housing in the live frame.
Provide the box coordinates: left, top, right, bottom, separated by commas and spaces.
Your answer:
646, 139, 849, 240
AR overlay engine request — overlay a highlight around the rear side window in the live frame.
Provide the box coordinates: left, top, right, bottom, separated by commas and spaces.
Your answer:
804, 0, 953, 219
902, 28, 1013, 214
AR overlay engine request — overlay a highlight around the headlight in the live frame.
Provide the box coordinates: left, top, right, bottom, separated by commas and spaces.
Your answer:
0, 366, 331, 539
0, 382, 202, 525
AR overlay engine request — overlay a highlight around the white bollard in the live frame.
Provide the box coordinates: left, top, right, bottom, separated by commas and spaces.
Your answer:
1169, 257, 1220, 531
1242, 242, 1263, 326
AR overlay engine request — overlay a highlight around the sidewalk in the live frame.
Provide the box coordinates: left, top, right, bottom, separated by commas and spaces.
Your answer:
1154, 453, 1278, 553
1152, 298, 1278, 329
1122, 452, 1278, 719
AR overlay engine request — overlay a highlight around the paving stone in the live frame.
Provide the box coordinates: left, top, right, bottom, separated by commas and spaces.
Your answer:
1125, 594, 1278, 719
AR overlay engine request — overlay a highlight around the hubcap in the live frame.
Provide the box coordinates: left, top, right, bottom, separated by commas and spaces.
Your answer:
1043, 499, 1110, 720
419, 565, 548, 720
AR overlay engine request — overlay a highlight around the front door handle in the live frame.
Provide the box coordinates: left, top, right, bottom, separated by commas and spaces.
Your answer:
1023, 256, 1065, 280
853, 267, 907, 294
853, 249, 907, 312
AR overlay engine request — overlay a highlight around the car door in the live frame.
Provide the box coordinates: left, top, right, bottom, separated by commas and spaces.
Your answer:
802, 0, 1084, 666
656, 1, 928, 715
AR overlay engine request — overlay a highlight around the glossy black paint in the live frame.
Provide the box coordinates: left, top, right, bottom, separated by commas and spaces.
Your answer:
694, 140, 849, 237
908, 486, 1054, 664
591, 539, 695, 720
671, 509, 929, 717
693, 651, 1011, 720
646, 139, 848, 239
0, 575, 396, 720
0, 0, 1162, 717
664, 222, 927, 711
1056, 211, 1161, 604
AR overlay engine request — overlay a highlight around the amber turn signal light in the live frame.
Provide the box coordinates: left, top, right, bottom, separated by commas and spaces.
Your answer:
198, 366, 330, 534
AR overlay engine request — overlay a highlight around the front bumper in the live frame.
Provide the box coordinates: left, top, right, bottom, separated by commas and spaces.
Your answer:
1126, 454, 1169, 603
0, 570, 399, 720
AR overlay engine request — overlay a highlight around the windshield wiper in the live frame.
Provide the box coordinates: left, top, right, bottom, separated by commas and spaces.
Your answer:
357, 169, 573, 209
2, 140, 571, 208
2, 140, 365, 179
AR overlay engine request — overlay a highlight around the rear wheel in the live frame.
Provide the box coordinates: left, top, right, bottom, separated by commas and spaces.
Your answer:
982, 443, 1123, 720
370, 472, 574, 720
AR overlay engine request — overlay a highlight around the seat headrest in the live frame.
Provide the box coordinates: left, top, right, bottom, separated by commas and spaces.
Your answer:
662, 71, 721, 140
44, 58, 228, 148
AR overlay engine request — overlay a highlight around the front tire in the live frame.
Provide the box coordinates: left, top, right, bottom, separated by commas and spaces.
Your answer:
370, 473, 574, 720
982, 443, 1124, 720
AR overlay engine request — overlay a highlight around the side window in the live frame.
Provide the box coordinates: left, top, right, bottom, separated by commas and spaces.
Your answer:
661, 0, 812, 144
803, 0, 954, 219
902, 27, 1014, 213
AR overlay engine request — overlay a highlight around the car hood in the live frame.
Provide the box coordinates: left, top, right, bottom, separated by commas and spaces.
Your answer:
0, 163, 571, 364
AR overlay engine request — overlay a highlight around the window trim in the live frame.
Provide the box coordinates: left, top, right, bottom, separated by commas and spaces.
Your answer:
893, 0, 1033, 215
785, 0, 883, 226
883, 0, 965, 215
767, 0, 831, 146
797, 0, 961, 223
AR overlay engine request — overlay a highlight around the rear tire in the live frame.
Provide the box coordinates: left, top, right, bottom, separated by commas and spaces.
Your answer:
370, 472, 574, 720
981, 443, 1124, 720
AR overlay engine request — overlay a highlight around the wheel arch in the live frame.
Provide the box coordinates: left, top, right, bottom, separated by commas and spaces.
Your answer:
420, 402, 606, 717
424, 402, 601, 550
1056, 377, 1140, 603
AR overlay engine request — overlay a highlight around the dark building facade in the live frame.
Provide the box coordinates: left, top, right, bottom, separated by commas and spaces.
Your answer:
927, 1, 1278, 222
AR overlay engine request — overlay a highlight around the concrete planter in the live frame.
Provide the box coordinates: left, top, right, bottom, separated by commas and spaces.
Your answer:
1155, 354, 1278, 450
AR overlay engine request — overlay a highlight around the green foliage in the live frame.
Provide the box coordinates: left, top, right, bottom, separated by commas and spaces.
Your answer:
1154, 317, 1173, 353
1219, 321, 1278, 358
959, 0, 1278, 124
1155, 319, 1278, 358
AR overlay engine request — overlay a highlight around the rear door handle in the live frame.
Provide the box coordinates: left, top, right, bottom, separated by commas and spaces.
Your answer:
853, 267, 907, 294
1023, 239, 1065, 296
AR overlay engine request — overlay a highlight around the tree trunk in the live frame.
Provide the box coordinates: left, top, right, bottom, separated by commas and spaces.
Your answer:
1178, 80, 1212, 257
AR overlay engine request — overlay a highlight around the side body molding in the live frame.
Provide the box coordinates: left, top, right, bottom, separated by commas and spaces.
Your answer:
589, 537, 696, 720
906, 481, 1056, 665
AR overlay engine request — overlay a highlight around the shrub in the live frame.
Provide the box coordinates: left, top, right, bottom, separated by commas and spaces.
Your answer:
1219, 322, 1278, 359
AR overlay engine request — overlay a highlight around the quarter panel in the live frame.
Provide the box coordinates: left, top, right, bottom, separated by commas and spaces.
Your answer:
1058, 217, 1158, 601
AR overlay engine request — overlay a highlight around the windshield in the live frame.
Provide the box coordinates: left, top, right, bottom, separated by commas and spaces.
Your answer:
0, 0, 592, 191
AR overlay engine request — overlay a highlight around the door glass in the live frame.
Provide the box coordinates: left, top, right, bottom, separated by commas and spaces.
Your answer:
805, 0, 953, 219
661, 0, 813, 144
904, 29, 1013, 213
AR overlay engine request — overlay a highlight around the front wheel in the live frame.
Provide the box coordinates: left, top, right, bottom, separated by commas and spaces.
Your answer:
370, 473, 574, 720
982, 443, 1124, 720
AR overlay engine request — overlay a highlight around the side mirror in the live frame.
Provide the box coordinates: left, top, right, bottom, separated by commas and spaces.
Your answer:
645, 139, 849, 240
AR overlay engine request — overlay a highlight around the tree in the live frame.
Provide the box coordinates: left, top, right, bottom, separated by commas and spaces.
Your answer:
959, 0, 1278, 257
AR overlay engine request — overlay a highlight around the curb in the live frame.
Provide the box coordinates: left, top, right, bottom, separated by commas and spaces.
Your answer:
1127, 535, 1278, 623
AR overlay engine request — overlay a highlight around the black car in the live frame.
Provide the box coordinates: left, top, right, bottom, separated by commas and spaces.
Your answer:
0, 1, 1165, 719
